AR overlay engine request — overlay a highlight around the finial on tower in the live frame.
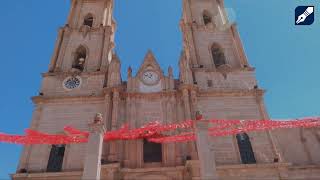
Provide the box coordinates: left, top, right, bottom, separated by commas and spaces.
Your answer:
128, 66, 132, 78
168, 66, 173, 78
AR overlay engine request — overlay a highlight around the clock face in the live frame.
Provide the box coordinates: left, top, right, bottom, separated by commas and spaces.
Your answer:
63, 76, 82, 90
142, 71, 159, 85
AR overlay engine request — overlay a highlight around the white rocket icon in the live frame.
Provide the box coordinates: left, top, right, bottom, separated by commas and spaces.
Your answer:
296, 6, 314, 24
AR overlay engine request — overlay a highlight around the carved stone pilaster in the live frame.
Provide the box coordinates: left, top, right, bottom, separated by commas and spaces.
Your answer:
101, 26, 114, 70
190, 90, 198, 120
48, 28, 64, 72
54, 26, 71, 72
182, 89, 198, 160
108, 90, 120, 162
300, 128, 313, 164
182, 89, 191, 120
104, 94, 111, 129
256, 93, 284, 163
111, 91, 120, 129
102, 94, 111, 161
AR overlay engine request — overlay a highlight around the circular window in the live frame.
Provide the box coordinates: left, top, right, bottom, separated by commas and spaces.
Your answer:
63, 76, 82, 90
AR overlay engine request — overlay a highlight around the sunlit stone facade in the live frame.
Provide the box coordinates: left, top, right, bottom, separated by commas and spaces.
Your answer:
12, 0, 320, 179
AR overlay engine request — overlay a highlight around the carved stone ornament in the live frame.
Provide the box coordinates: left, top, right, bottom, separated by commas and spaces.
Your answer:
94, 113, 103, 124
217, 64, 232, 79
81, 25, 90, 38
128, 66, 132, 78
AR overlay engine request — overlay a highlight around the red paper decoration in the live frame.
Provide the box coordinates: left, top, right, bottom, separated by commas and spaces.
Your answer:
0, 117, 319, 145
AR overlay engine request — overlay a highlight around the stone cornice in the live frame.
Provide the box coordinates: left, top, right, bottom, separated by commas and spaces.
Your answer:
61, 24, 114, 34
191, 67, 255, 73
32, 95, 104, 104
198, 89, 265, 97
42, 71, 106, 78
178, 84, 199, 92
186, 160, 292, 170
124, 91, 178, 99
120, 166, 185, 173
32, 89, 265, 104
288, 165, 320, 170
11, 171, 82, 178
31, 89, 264, 104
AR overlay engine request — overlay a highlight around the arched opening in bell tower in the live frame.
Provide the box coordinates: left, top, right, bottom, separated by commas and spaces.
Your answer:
211, 43, 226, 68
72, 46, 87, 71
83, 14, 94, 27
203, 10, 212, 25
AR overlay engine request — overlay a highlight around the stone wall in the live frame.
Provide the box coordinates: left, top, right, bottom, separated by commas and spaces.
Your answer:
40, 73, 105, 97
19, 98, 105, 173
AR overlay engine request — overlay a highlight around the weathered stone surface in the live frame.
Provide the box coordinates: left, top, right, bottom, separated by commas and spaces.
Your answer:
12, 0, 320, 180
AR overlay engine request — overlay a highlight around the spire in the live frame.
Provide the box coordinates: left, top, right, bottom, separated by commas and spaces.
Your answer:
111, 52, 120, 64
136, 50, 163, 76
127, 66, 132, 78
168, 66, 173, 78
179, 50, 193, 85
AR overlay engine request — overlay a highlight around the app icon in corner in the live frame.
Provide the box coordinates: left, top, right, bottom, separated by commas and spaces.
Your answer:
295, 6, 315, 25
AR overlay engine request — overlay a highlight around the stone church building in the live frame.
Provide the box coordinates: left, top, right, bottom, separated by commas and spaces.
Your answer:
12, 0, 320, 179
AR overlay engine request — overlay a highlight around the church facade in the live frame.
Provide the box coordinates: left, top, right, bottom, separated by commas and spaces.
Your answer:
12, 0, 320, 179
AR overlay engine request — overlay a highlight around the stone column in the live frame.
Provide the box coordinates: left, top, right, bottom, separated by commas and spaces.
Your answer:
182, 89, 198, 160
100, 26, 114, 71
82, 113, 106, 180
190, 90, 198, 121
111, 91, 120, 129
108, 90, 120, 162
102, 94, 111, 161
48, 28, 64, 72
300, 128, 313, 164
195, 121, 218, 180
256, 94, 284, 163
66, 0, 76, 25
123, 96, 131, 167
182, 89, 191, 120
55, 27, 71, 71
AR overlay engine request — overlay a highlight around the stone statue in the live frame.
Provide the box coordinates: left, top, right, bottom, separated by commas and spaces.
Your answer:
94, 113, 103, 124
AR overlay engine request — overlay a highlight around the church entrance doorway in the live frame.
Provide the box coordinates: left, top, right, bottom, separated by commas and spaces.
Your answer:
143, 139, 162, 163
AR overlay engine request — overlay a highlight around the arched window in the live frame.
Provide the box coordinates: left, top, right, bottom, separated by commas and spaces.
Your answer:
47, 145, 65, 172
73, 46, 87, 71
211, 44, 226, 68
143, 139, 162, 163
83, 14, 94, 27
203, 11, 212, 25
236, 133, 256, 164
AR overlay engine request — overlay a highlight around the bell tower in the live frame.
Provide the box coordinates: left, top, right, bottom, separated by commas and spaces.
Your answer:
179, 0, 278, 167
49, 0, 115, 73
180, 0, 255, 90
16, 0, 118, 174
40, 0, 117, 98
48, 0, 115, 74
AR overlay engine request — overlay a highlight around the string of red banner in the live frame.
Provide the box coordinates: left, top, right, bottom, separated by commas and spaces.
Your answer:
0, 117, 320, 145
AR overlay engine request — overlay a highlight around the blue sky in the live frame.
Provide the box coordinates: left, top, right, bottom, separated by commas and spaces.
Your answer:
0, 0, 319, 178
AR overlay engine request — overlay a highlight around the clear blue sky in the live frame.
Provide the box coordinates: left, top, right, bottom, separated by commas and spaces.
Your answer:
0, 0, 319, 178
